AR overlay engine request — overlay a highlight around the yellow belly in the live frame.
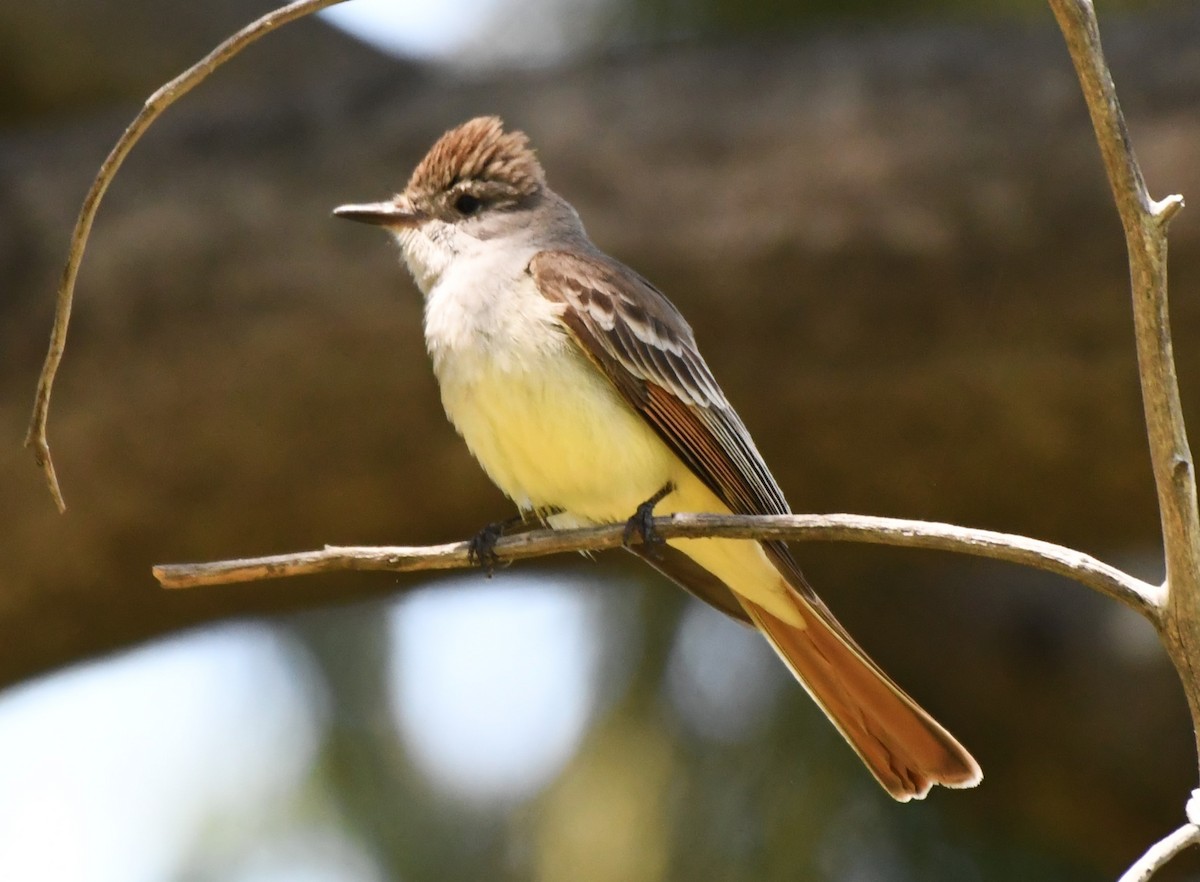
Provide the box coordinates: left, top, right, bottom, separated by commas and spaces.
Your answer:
436, 340, 801, 624
438, 339, 677, 520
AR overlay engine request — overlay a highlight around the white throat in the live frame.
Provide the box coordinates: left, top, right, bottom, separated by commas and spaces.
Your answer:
419, 235, 559, 370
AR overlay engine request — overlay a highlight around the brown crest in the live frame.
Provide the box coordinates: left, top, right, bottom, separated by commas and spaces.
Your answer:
406, 116, 546, 202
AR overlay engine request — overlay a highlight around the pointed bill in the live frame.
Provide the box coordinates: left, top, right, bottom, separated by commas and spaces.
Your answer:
333, 201, 425, 228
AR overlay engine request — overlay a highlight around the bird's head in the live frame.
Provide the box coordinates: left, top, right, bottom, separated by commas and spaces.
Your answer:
335, 116, 574, 292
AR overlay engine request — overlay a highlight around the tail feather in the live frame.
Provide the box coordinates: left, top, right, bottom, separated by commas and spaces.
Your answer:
739, 592, 981, 801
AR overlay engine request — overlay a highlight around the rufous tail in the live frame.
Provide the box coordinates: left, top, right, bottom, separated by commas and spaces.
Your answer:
739, 591, 981, 801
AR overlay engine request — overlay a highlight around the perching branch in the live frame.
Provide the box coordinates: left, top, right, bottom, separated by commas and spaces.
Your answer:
154, 511, 1162, 613
23, 0, 348, 512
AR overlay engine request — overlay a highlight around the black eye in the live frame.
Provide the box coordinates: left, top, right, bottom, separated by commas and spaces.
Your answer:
454, 193, 482, 215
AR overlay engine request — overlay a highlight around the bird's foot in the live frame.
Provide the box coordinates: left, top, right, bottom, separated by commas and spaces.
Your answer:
622, 483, 674, 556
468, 514, 525, 576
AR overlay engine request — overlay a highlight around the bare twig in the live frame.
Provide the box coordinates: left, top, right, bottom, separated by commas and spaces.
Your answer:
154, 512, 1162, 614
1116, 786, 1200, 881
24, 0, 349, 512
1049, 1, 1197, 878
1047, 0, 1197, 643
1117, 823, 1200, 882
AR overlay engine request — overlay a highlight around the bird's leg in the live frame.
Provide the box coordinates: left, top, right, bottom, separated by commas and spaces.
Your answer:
623, 482, 674, 555
468, 513, 527, 576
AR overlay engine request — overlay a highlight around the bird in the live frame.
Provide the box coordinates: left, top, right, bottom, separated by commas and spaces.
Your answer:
333, 116, 981, 800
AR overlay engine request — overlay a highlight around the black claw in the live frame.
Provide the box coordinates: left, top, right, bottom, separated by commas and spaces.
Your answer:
467, 514, 524, 576
622, 503, 659, 550
622, 483, 674, 557
467, 525, 502, 576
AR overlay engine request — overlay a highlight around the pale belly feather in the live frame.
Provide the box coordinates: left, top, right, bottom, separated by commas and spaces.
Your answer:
423, 265, 801, 624
436, 334, 677, 520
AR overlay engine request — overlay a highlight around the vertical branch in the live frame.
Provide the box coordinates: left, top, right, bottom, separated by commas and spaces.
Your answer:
23, 0, 348, 512
1047, 0, 1200, 721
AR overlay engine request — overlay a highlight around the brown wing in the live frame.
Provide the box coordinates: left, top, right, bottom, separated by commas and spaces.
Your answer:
626, 543, 752, 625
531, 252, 983, 799
529, 248, 815, 599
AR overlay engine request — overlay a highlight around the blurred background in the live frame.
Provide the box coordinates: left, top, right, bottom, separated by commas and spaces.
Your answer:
3, 0, 1200, 879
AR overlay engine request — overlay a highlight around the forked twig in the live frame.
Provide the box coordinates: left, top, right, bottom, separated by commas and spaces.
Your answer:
1048, 1, 1196, 879
1045, 0, 1195, 614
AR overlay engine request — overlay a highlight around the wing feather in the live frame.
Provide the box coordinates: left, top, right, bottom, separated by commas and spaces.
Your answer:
529, 252, 982, 797
530, 249, 817, 596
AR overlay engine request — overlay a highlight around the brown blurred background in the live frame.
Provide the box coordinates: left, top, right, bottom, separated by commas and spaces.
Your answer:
3, 0, 1200, 879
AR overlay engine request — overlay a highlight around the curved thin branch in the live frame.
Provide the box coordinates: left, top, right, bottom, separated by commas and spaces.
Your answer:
153, 512, 1163, 619
24, 0, 348, 512
1117, 823, 1200, 882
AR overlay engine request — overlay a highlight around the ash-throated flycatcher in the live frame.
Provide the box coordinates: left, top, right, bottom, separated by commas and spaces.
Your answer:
334, 116, 981, 800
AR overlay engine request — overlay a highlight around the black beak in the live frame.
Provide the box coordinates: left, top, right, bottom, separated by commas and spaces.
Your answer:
332, 201, 423, 228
